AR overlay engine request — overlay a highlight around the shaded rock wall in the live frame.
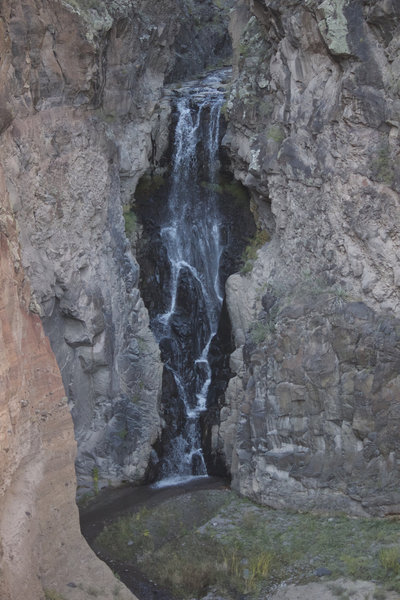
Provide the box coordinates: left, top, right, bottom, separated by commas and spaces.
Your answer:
0, 167, 134, 600
0, 1, 232, 596
0, 0, 235, 494
220, 0, 400, 514
0, 0, 183, 492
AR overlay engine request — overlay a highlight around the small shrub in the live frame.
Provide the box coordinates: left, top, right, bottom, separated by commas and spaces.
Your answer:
341, 554, 370, 579
268, 125, 285, 144
240, 229, 270, 274
329, 583, 349, 598
117, 428, 128, 440
200, 178, 249, 205
220, 101, 229, 118
239, 41, 250, 57
371, 145, 394, 185
123, 209, 137, 237
379, 546, 400, 575
92, 466, 99, 495
246, 551, 273, 592
135, 173, 165, 198
250, 320, 274, 344
77, 490, 95, 508
373, 589, 387, 600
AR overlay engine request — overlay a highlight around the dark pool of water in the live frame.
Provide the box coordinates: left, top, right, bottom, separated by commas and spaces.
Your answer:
79, 476, 228, 600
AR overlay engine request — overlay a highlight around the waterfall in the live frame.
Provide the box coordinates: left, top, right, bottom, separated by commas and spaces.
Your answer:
150, 72, 229, 486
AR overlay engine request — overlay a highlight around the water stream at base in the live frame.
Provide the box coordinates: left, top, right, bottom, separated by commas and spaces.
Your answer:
150, 71, 230, 485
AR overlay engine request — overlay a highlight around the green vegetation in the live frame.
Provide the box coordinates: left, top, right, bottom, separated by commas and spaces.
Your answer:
240, 229, 270, 274
276, 270, 351, 305
373, 590, 388, 600
267, 125, 285, 144
200, 176, 249, 206
220, 101, 229, 118
238, 41, 250, 57
123, 207, 137, 237
379, 546, 400, 576
259, 99, 273, 119
93, 488, 400, 599
135, 173, 166, 199
92, 466, 99, 495
44, 591, 66, 600
371, 145, 395, 185
117, 428, 128, 440
250, 318, 275, 344
130, 393, 140, 404
77, 490, 95, 508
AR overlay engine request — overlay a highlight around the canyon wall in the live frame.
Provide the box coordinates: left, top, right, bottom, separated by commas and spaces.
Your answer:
220, 0, 400, 515
0, 0, 232, 494
0, 1, 231, 595
0, 0, 174, 494
0, 167, 135, 599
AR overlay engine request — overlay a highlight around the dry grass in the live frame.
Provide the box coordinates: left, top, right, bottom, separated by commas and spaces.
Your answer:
94, 489, 400, 599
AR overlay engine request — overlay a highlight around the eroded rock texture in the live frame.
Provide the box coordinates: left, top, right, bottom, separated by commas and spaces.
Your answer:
0, 169, 134, 600
0, 0, 233, 494
0, 0, 179, 493
221, 0, 400, 514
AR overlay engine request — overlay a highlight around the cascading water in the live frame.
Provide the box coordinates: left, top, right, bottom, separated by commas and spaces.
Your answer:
135, 69, 255, 486
151, 73, 227, 484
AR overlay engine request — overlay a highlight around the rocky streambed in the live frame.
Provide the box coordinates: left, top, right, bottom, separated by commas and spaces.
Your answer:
80, 481, 400, 600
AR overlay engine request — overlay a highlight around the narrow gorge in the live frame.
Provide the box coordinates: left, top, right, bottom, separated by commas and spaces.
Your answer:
1, 0, 400, 599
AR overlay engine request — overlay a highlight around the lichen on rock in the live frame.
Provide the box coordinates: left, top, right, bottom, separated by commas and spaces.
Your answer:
316, 0, 352, 56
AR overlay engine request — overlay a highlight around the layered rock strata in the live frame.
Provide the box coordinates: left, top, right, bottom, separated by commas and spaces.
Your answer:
221, 0, 400, 514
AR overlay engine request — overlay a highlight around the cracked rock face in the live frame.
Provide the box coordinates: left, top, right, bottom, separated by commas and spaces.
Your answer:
0, 0, 184, 493
223, 290, 400, 516
220, 0, 400, 514
0, 168, 135, 600
0, 0, 235, 496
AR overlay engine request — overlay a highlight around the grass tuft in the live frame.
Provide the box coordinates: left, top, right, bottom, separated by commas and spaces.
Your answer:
93, 489, 400, 599
240, 229, 270, 274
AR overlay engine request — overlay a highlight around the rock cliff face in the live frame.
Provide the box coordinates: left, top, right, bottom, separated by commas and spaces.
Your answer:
220, 0, 400, 515
0, 0, 181, 493
0, 0, 233, 494
0, 168, 134, 600
0, 0, 231, 596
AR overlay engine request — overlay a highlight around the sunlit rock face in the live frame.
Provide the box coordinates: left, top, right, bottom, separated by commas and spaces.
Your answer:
220, 0, 400, 515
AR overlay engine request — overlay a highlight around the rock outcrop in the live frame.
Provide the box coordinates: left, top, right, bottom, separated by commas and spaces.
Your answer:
221, 0, 400, 515
0, 1, 233, 594
0, 0, 182, 493
0, 0, 234, 495
0, 167, 134, 600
